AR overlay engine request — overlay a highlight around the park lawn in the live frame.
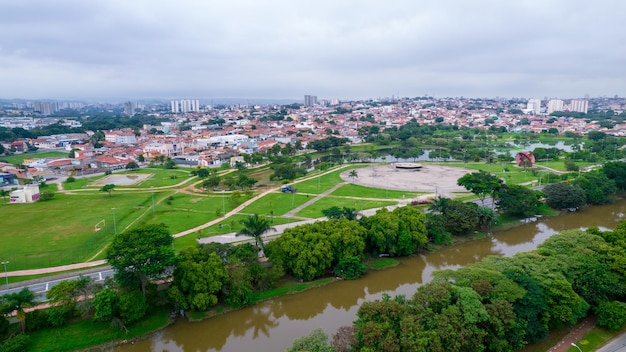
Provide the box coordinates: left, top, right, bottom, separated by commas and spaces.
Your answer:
116, 167, 193, 188
193, 215, 303, 240
1, 192, 153, 270
29, 306, 170, 352
239, 192, 310, 216
295, 197, 397, 218
295, 165, 365, 194
331, 183, 423, 199
62, 176, 99, 190
538, 159, 597, 172
146, 193, 254, 234
445, 163, 546, 185
0, 151, 68, 165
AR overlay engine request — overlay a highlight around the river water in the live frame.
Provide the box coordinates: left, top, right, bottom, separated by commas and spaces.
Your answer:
114, 199, 626, 352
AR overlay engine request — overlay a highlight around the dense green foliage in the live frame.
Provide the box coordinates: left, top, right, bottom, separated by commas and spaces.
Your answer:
542, 183, 587, 210
106, 224, 176, 296
352, 227, 626, 351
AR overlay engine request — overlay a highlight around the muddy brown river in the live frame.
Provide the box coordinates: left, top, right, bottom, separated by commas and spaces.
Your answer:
114, 199, 626, 352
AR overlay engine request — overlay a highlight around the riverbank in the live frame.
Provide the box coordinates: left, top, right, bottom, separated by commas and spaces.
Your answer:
25, 201, 624, 352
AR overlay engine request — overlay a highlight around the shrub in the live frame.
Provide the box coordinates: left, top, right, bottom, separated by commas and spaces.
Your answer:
334, 257, 367, 280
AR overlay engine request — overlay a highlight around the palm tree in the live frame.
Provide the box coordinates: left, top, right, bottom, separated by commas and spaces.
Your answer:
428, 196, 450, 214
1, 288, 35, 333
236, 214, 276, 253
349, 170, 358, 181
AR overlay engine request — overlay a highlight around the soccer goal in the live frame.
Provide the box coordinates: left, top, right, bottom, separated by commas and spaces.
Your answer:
94, 219, 106, 232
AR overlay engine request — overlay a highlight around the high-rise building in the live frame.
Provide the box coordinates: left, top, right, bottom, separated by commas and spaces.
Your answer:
547, 99, 564, 114
171, 99, 200, 113
526, 98, 541, 114
568, 99, 588, 114
304, 95, 317, 107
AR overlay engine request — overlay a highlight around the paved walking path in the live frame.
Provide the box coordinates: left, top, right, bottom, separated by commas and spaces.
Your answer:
6, 165, 354, 277
547, 316, 596, 352
282, 182, 346, 218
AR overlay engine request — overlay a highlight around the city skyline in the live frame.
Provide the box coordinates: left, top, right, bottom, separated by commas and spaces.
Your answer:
1, 0, 625, 101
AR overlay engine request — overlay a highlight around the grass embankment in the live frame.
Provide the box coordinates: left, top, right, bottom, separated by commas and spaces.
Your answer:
368, 257, 399, 269
28, 306, 171, 352
331, 183, 422, 199
239, 192, 310, 216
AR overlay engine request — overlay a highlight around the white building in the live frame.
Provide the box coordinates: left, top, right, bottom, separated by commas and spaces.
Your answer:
171, 99, 200, 113
196, 134, 251, 148
568, 99, 589, 114
10, 185, 40, 203
526, 98, 541, 114
547, 99, 564, 114
104, 131, 137, 144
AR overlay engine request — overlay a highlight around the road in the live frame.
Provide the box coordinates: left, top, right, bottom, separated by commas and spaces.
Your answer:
597, 334, 626, 352
0, 268, 114, 302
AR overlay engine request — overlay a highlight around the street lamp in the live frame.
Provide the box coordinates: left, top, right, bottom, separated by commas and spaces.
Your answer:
151, 186, 155, 215
1, 261, 9, 286
571, 342, 582, 352
112, 208, 117, 234
222, 190, 225, 215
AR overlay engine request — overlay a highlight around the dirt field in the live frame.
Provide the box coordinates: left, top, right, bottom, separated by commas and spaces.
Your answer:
341, 164, 473, 198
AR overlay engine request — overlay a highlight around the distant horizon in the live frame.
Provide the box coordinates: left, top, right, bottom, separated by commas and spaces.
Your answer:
0, 94, 621, 106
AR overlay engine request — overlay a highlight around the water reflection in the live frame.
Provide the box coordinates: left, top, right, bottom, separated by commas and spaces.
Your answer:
115, 198, 626, 352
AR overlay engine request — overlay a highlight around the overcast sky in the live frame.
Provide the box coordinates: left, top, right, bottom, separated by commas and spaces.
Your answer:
1, 0, 625, 102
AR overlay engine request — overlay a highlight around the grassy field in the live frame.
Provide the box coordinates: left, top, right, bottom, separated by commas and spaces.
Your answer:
0, 151, 68, 165
28, 306, 170, 352
239, 192, 310, 216
295, 197, 397, 218
331, 183, 422, 199
294, 165, 365, 194
62, 168, 194, 190
0, 192, 153, 270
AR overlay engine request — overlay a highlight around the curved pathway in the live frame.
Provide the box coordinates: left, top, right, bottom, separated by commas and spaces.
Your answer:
6, 165, 355, 277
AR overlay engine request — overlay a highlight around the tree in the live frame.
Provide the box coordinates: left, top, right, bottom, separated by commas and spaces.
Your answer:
168, 248, 229, 311
496, 184, 542, 217
237, 214, 276, 253
286, 328, 334, 352
195, 168, 210, 179
125, 161, 139, 170
348, 169, 358, 180
596, 301, 626, 331
46, 276, 96, 327
40, 190, 56, 201
164, 157, 176, 169
100, 184, 115, 197
322, 206, 358, 220
201, 175, 221, 190
334, 256, 367, 280
106, 224, 176, 296
457, 171, 502, 207
574, 170, 617, 205
0, 288, 35, 333
602, 161, 626, 191
0, 189, 10, 204
543, 183, 587, 210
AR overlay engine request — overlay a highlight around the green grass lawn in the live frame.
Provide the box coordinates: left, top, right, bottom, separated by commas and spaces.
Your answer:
295, 165, 366, 194
145, 192, 254, 234
117, 168, 193, 188
62, 168, 193, 190
0, 192, 154, 270
331, 183, 422, 199
193, 215, 302, 240
239, 192, 310, 216
295, 197, 397, 218
0, 151, 68, 165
